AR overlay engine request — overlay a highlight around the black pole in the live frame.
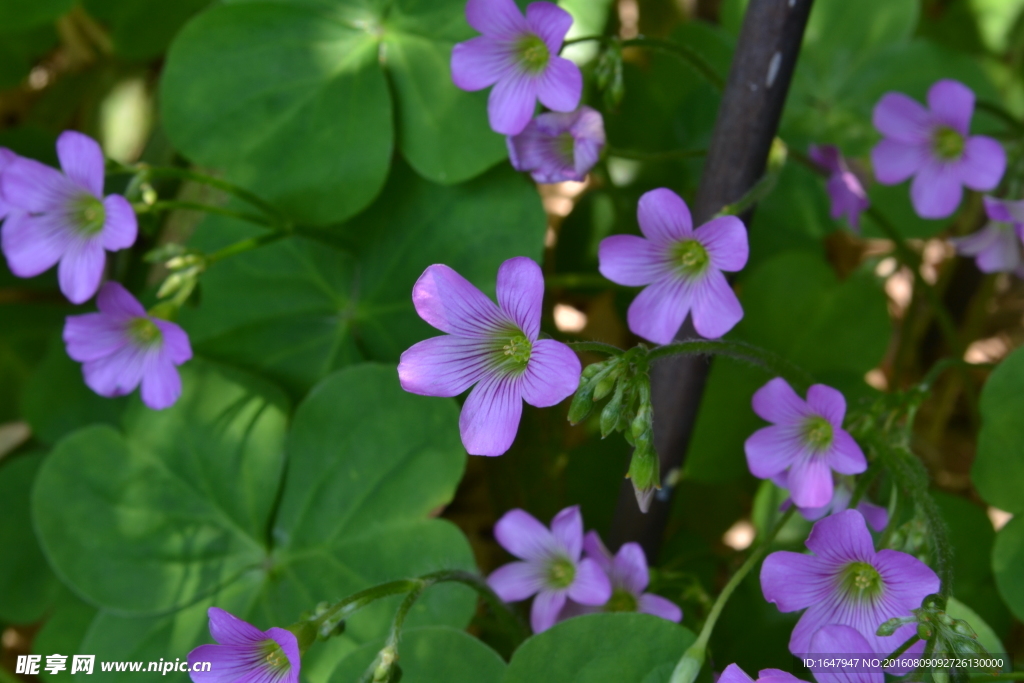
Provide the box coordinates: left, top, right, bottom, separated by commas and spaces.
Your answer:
608, 0, 815, 558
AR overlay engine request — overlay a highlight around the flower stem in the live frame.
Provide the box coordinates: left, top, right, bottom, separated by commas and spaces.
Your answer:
562, 35, 724, 90
205, 231, 290, 265
883, 633, 921, 660
607, 146, 707, 162
141, 200, 278, 229
647, 339, 814, 390
566, 340, 626, 356
545, 272, 625, 290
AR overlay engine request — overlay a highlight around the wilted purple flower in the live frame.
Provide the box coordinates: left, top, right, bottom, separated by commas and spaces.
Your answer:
507, 106, 605, 183
450, 0, 582, 135
398, 257, 581, 456
871, 79, 1005, 219
761, 510, 940, 659
745, 378, 866, 508
597, 188, 748, 343
778, 474, 888, 531
187, 607, 300, 683
951, 196, 1024, 273
808, 144, 870, 231
64, 282, 192, 410
488, 506, 612, 633
719, 626, 883, 683
0, 131, 136, 303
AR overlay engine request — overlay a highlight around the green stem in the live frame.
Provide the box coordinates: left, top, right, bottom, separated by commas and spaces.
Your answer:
562, 35, 724, 90
566, 340, 625, 356
360, 582, 427, 683
143, 200, 278, 229
883, 633, 921, 660
975, 100, 1024, 135
311, 579, 421, 636
420, 570, 529, 647
647, 339, 815, 390
206, 231, 290, 264
545, 272, 625, 290
607, 146, 707, 162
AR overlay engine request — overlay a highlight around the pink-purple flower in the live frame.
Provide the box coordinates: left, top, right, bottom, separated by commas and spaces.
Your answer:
808, 144, 870, 231
0, 131, 137, 303
0, 148, 18, 221
488, 506, 612, 633
597, 188, 748, 344
781, 475, 888, 531
187, 608, 300, 683
450, 0, 582, 135
745, 378, 866, 509
719, 625, 882, 683
871, 79, 1006, 219
508, 106, 605, 183
951, 196, 1024, 273
761, 510, 940, 659
64, 282, 192, 410
398, 257, 580, 456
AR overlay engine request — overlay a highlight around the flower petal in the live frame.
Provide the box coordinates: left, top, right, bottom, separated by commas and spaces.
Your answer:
870, 139, 926, 185
626, 276, 691, 345
412, 264, 509, 337
597, 234, 668, 286
58, 239, 105, 304
760, 550, 833, 612
81, 345, 147, 397
57, 131, 105, 197
265, 627, 302, 683
927, 79, 974, 135
806, 384, 846, 425
873, 549, 940, 609
582, 530, 613, 572
856, 501, 888, 531
550, 505, 583, 559
637, 593, 682, 622
718, 663, 757, 683
959, 135, 1006, 191
612, 542, 649, 594
101, 194, 137, 251
637, 188, 693, 244
64, 313, 130, 363
187, 643, 260, 682
451, 36, 514, 91
153, 318, 192, 365
140, 356, 183, 410
696, 215, 748, 272
787, 455, 835, 508
567, 557, 612, 605
488, 72, 537, 135
536, 57, 582, 113
488, 560, 546, 601
207, 607, 266, 646
972, 229, 1021, 273
744, 425, 802, 479
951, 224, 1001, 257
531, 589, 567, 633
494, 508, 558, 561
398, 336, 491, 397
496, 256, 543, 338
1, 212, 69, 278
826, 429, 867, 475
521, 339, 581, 408
809, 624, 884, 683
872, 92, 931, 143
1, 156, 79, 212
910, 160, 963, 219
808, 144, 842, 174
804, 509, 875, 564
97, 281, 146, 318
690, 269, 743, 339
751, 377, 809, 424
526, 2, 573, 53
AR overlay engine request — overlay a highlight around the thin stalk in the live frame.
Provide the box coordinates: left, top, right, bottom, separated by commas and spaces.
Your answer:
359, 582, 428, 683
143, 200, 278, 229
545, 272, 625, 290
420, 570, 529, 647
883, 633, 921, 660
566, 340, 625, 356
562, 35, 723, 90
206, 231, 290, 265
311, 580, 421, 635
647, 339, 815, 390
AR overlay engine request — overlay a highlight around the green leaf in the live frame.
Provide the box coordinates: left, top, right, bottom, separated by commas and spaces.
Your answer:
82, 0, 212, 60
503, 613, 695, 683
0, 452, 60, 624
329, 626, 506, 683
181, 162, 545, 396
974, 346, 1024, 514
944, 597, 1009, 667
35, 589, 98, 682
0, 0, 73, 33
992, 515, 1024, 622
0, 301, 67, 423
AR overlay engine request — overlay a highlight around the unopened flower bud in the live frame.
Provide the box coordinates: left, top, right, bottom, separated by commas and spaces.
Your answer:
600, 381, 626, 437
876, 617, 906, 636
592, 373, 617, 401
950, 619, 977, 639
373, 646, 401, 683
567, 384, 596, 424
627, 448, 660, 513
668, 643, 704, 683
916, 622, 933, 640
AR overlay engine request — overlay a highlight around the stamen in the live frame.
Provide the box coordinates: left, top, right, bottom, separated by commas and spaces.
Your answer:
604, 588, 638, 613
803, 416, 834, 452
74, 195, 106, 236
518, 34, 550, 72
129, 317, 162, 345
933, 126, 965, 160
674, 240, 710, 275
548, 558, 576, 588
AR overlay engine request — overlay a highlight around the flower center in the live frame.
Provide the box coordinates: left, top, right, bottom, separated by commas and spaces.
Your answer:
557, 132, 575, 160
260, 640, 290, 673
933, 126, 965, 161
673, 239, 710, 275
604, 588, 638, 613
803, 416, 834, 452
74, 194, 106, 236
548, 558, 576, 588
838, 561, 884, 604
128, 317, 162, 346
518, 34, 550, 73
502, 334, 532, 366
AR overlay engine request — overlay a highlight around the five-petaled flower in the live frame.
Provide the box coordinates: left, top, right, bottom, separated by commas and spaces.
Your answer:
451, 0, 582, 135
951, 196, 1024, 273
187, 607, 300, 683
871, 79, 1005, 219
398, 257, 581, 456
64, 282, 192, 410
488, 506, 612, 633
745, 378, 866, 509
0, 131, 137, 303
508, 106, 605, 183
597, 188, 748, 344
761, 510, 940, 660
808, 144, 870, 231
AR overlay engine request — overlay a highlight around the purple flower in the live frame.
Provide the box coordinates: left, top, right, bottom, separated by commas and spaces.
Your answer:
808, 145, 870, 231
871, 79, 1006, 219
745, 378, 866, 508
761, 509, 940, 659
398, 257, 581, 456
0, 131, 136, 304
718, 664, 802, 683
780, 475, 888, 531
507, 106, 605, 183
0, 148, 19, 221
488, 506, 612, 633
719, 626, 882, 683
597, 188, 748, 344
187, 607, 300, 683
64, 282, 192, 410
951, 196, 1024, 273
450, 0, 582, 135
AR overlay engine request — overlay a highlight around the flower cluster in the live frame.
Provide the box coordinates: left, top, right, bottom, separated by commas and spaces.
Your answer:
487, 505, 681, 632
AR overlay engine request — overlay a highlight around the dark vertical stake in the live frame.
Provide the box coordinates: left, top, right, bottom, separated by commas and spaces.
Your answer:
608, 0, 815, 558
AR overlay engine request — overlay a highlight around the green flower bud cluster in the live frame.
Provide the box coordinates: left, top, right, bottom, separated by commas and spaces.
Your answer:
595, 42, 624, 110
145, 243, 208, 307
886, 507, 930, 561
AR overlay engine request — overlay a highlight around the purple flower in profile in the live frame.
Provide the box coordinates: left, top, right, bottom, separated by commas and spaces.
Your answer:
871, 79, 1006, 219
187, 607, 300, 683
597, 188, 748, 344
761, 510, 940, 659
508, 106, 605, 183
745, 378, 866, 508
488, 506, 612, 633
779, 474, 888, 531
951, 196, 1024, 273
719, 626, 883, 683
0, 131, 136, 303
808, 144, 870, 231
451, 0, 582, 135
64, 282, 192, 410
398, 257, 581, 456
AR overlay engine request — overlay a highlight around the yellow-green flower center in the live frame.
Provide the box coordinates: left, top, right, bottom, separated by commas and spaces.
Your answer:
518, 34, 550, 73
558, 132, 575, 160
838, 561, 884, 603
502, 334, 532, 366
673, 239, 710, 275
260, 640, 290, 673
933, 126, 965, 161
548, 558, 576, 589
74, 194, 106, 236
803, 416, 834, 451
604, 588, 638, 613
128, 317, 162, 345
